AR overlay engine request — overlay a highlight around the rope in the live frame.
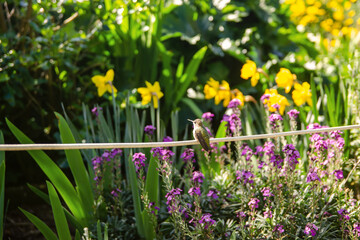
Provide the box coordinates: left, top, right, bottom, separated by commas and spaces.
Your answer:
0, 125, 359, 151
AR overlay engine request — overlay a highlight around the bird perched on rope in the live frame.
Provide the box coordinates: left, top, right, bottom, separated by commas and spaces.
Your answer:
188, 119, 211, 152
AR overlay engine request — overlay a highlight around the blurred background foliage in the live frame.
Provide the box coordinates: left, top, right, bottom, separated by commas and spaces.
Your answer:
0, 0, 359, 184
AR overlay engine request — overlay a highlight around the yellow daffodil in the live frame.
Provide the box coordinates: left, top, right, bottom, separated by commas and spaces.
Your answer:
263, 89, 290, 115
217, 80, 232, 107
231, 89, 245, 107
275, 68, 295, 93
137, 81, 164, 109
204, 78, 220, 99
240, 60, 260, 86
91, 69, 118, 97
292, 82, 312, 106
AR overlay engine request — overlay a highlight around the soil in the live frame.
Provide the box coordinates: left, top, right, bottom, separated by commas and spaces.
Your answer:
3, 184, 56, 240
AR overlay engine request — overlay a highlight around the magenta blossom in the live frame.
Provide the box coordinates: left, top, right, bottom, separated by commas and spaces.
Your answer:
202, 112, 215, 122
333, 169, 344, 180
304, 223, 318, 237
192, 171, 205, 183
248, 198, 260, 210
144, 125, 156, 135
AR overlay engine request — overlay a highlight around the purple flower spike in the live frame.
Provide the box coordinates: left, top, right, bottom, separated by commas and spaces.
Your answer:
188, 187, 201, 196
199, 213, 216, 229
269, 113, 283, 131
248, 198, 260, 210
287, 109, 300, 119
163, 136, 173, 142
207, 190, 219, 199
192, 171, 205, 183
181, 148, 195, 163
202, 112, 215, 122
132, 152, 146, 171
228, 98, 242, 108
274, 224, 284, 234
353, 222, 360, 237
144, 125, 156, 135
304, 223, 318, 237
333, 169, 344, 180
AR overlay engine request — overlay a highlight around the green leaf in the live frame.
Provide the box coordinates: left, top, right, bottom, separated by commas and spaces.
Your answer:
47, 181, 72, 240
55, 113, 94, 223
310, 78, 318, 123
6, 118, 86, 227
181, 98, 203, 118
145, 156, 159, 207
215, 121, 228, 148
97, 220, 103, 240
128, 154, 144, 237
19, 208, 58, 240
174, 46, 207, 106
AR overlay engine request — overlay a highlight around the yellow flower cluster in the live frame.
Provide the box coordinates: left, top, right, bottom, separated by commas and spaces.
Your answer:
285, 0, 359, 38
204, 78, 245, 107
262, 89, 290, 115
92, 69, 118, 97
137, 81, 164, 109
240, 60, 260, 87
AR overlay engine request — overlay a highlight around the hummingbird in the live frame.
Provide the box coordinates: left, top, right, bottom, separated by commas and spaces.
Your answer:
188, 119, 211, 152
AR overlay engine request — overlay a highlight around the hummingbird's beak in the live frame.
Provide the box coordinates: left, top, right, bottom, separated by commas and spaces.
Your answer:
187, 119, 194, 123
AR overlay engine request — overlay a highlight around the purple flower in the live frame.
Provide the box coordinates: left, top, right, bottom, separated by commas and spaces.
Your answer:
237, 211, 246, 219
199, 213, 216, 229
240, 144, 253, 161
306, 168, 321, 183
151, 147, 175, 162
260, 94, 270, 103
202, 112, 215, 122
263, 141, 275, 156
353, 222, 360, 237
91, 107, 102, 117
261, 187, 273, 197
110, 148, 122, 158
283, 144, 300, 170
304, 223, 318, 237
226, 114, 242, 135
236, 170, 254, 185
132, 152, 146, 171
287, 109, 300, 120
192, 171, 205, 183
92, 156, 103, 170
338, 208, 350, 221
307, 123, 324, 130
248, 198, 260, 210
111, 188, 121, 198
220, 145, 227, 154
333, 169, 344, 180
330, 130, 342, 140
181, 148, 195, 163
274, 224, 284, 234
144, 125, 156, 135
207, 190, 219, 199
163, 136, 173, 142
270, 154, 283, 169
188, 187, 201, 196
148, 202, 160, 215
228, 98, 242, 108
165, 188, 182, 206
264, 210, 273, 219
269, 113, 283, 131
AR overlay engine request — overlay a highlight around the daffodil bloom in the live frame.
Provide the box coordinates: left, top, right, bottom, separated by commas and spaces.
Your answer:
263, 89, 290, 115
92, 69, 118, 97
204, 78, 220, 99
231, 89, 245, 107
217, 80, 232, 107
137, 81, 164, 109
241, 60, 260, 87
275, 68, 295, 93
292, 82, 312, 106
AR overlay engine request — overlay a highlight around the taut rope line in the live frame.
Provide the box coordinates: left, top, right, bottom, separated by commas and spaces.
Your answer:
0, 125, 359, 151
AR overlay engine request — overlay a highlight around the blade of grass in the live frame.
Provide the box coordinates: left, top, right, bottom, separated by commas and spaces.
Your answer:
19, 208, 58, 240
310, 78, 319, 123
6, 118, 86, 226
47, 181, 72, 240
55, 113, 94, 223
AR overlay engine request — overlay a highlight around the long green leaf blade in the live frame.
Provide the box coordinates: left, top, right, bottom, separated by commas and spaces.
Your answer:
6, 118, 86, 226
0, 160, 4, 239
47, 181, 72, 240
19, 208, 58, 240
55, 113, 94, 223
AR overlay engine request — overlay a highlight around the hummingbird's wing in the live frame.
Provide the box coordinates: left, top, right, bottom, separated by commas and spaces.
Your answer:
194, 130, 211, 152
